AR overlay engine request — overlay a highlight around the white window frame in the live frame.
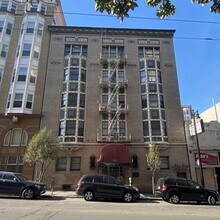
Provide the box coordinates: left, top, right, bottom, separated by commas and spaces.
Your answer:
13, 93, 23, 108
1, 43, 8, 58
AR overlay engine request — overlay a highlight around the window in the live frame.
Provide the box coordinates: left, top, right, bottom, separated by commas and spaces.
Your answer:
22, 44, 31, 56
6, 22, 13, 35
68, 93, 77, 107
160, 156, 169, 170
18, 156, 23, 173
102, 70, 108, 82
139, 61, 145, 69
78, 121, 84, 136
0, 156, 6, 170
0, 20, 4, 33
141, 94, 147, 108
65, 45, 71, 56
13, 93, 23, 108
40, 4, 46, 14
0, 68, 3, 84
33, 45, 40, 59
142, 110, 148, 120
80, 94, 85, 108
160, 95, 164, 108
138, 47, 144, 57
56, 157, 67, 171
37, 23, 43, 36
26, 94, 33, 109
30, 69, 37, 83
119, 95, 125, 108
176, 179, 187, 186
70, 157, 81, 171
61, 93, 67, 107
66, 120, 76, 135
150, 109, 159, 119
30, 2, 38, 11
82, 46, 87, 56
148, 70, 156, 82
67, 109, 76, 118
143, 121, 149, 136
69, 82, 78, 91
119, 121, 126, 135
141, 84, 146, 93
69, 68, 79, 80
102, 121, 108, 136
146, 47, 153, 57
90, 156, 96, 169
6, 157, 17, 172
149, 94, 158, 107
11, 3, 17, 13
70, 58, 79, 66
140, 70, 146, 83
147, 60, 155, 68
148, 84, 157, 92
79, 109, 84, 119
81, 69, 86, 82
118, 70, 124, 82
5, 129, 26, 147
0, 1, 9, 10
72, 46, 81, 55
1, 44, 8, 58
151, 121, 161, 136
162, 121, 167, 136
6, 94, 11, 108
17, 68, 27, 81
26, 22, 35, 33
81, 59, 86, 68
59, 121, 65, 136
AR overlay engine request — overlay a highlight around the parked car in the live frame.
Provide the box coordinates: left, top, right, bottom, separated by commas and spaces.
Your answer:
155, 177, 219, 205
76, 174, 140, 202
0, 171, 46, 199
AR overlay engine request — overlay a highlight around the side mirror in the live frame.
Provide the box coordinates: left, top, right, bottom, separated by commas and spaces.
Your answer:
14, 178, 19, 182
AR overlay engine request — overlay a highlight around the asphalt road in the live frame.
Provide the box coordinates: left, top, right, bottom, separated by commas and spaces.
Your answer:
0, 195, 219, 220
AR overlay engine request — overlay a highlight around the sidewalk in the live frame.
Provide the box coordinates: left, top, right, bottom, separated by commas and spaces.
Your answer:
43, 190, 161, 201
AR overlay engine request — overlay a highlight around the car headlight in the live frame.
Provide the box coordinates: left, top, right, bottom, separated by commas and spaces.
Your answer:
35, 184, 42, 189
133, 187, 139, 191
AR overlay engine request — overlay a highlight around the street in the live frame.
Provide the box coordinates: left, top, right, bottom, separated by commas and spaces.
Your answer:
0, 195, 219, 220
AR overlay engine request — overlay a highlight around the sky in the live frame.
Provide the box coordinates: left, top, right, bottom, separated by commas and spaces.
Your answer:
60, 0, 220, 113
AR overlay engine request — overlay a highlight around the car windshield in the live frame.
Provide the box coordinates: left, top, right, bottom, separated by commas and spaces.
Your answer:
14, 173, 28, 181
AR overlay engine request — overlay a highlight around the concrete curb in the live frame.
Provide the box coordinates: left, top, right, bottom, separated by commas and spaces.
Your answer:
43, 190, 162, 201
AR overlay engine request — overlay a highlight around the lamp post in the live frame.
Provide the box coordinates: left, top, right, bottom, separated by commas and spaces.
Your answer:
192, 110, 205, 187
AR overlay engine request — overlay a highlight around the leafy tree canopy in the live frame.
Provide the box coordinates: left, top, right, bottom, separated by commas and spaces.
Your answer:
27, 1, 220, 20
146, 142, 161, 172
95, 0, 220, 20
24, 128, 62, 181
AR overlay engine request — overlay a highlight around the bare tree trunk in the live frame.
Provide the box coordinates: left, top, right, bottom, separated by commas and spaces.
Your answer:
152, 171, 155, 195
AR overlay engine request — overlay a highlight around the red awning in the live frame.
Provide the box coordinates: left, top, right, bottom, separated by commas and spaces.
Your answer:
97, 143, 131, 166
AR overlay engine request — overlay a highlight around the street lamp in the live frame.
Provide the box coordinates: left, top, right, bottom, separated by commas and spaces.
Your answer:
192, 110, 205, 187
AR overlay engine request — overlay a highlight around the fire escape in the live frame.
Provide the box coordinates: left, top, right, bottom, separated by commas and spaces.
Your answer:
97, 47, 131, 142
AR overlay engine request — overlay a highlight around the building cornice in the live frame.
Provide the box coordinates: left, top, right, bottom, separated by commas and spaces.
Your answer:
48, 26, 175, 38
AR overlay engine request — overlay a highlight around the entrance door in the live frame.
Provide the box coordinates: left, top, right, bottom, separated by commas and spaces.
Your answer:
215, 167, 220, 193
103, 166, 124, 183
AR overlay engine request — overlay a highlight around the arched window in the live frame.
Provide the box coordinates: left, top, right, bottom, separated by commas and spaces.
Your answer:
3, 128, 28, 146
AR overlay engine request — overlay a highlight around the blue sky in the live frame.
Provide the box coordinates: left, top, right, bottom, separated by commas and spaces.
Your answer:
60, 0, 220, 113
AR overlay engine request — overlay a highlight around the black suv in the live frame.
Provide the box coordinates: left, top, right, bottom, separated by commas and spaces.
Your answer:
155, 177, 219, 205
76, 174, 140, 202
0, 171, 46, 199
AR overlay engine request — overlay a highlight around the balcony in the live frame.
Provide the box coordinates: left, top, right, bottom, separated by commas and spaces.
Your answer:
97, 133, 131, 143
99, 78, 128, 88
99, 104, 129, 113
100, 53, 127, 64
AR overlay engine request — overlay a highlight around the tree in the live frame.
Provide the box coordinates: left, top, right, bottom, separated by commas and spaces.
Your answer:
28, 1, 220, 20
24, 128, 62, 182
146, 143, 161, 195
95, 0, 220, 20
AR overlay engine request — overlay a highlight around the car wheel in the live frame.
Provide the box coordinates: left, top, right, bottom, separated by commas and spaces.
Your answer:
22, 188, 34, 199
84, 190, 94, 201
170, 194, 180, 204
208, 195, 216, 205
123, 192, 133, 203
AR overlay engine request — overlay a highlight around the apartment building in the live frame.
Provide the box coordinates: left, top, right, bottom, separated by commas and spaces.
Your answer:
0, 0, 65, 179
40, 26, 190, 192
